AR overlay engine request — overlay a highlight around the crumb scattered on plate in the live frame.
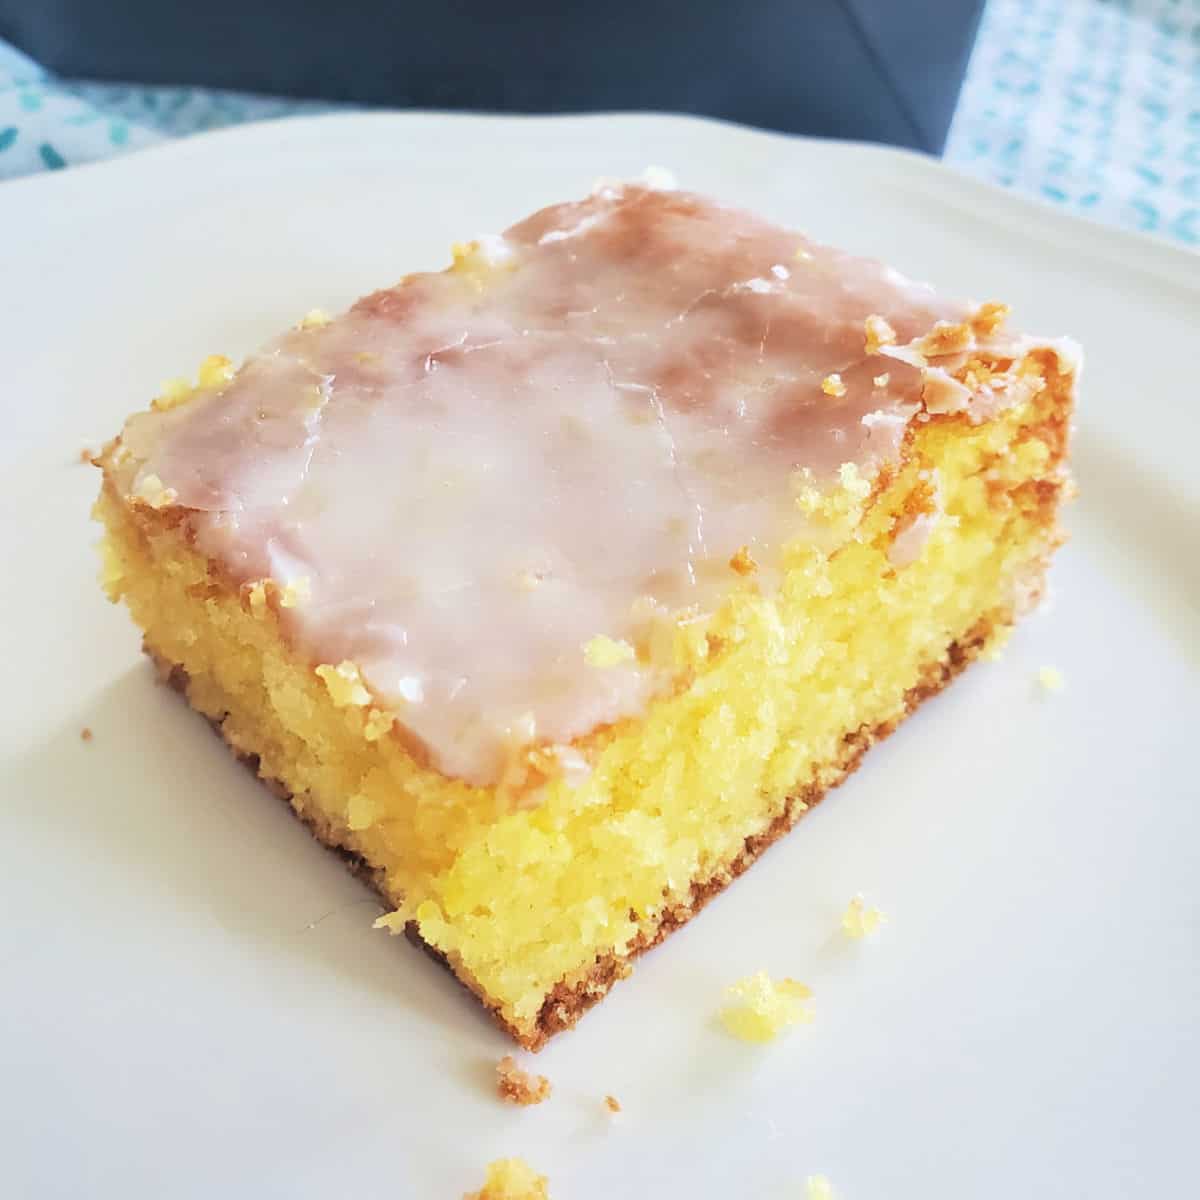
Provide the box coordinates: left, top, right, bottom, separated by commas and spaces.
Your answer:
80, 727, 93, 743
604, 1094, 621, 1114
841, 893, 886, 939
79, 447, 95, 465
807, 1175, 835, 1200
1038, 665, 1065, 692
720, 970, 813, 1042
464, 1157, 549, 1200
495, 1055, 551, 1106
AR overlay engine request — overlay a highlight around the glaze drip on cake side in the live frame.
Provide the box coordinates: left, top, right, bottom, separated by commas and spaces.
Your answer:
117, 184, 996, 784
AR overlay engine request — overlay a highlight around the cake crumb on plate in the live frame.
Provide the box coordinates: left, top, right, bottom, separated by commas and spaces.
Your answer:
464, 1157, 549, 1200
841, 894, 886, 939
80, 727, 93, 743
720, 970, 813, 1042
495, 1055, 551, 1106
604, 1094, 621, 1113
1038, 665, 1065, 692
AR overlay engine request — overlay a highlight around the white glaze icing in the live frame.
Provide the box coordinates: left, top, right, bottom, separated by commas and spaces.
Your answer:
118, 185, 1016, 784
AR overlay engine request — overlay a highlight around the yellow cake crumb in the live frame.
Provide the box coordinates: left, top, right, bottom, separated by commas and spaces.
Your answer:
842, 894, 886, 939
197, 354, 235, 388
604, 1094, 621, 1113
299, 308, 331, 329
80, 727, 93, 743
464, 1158, 549, 1200
451, 235, 518, 281
821, 373, 847, 397
362, 708, 395, 742
1038, 665, 1065, 692
920, 320, 973, 358
792, 476, 823, 516
962, 357, 997, 391
131, 473, 177, 510
970, 301, 1010, 337
279, 577, 311, 608
451, 240, 494, 288
79, 446, 96, 464
864, 314, 897, 354
720, 971, 814, 1042
807, 1175, 835, 1200
372, 904, 413, 934
495, 1055, 552, 1106
729, 545, 759, 576
152, 377, 194, 412
838, 462, 872, 501
583, 635, 636, 668
315, 660, 372, 707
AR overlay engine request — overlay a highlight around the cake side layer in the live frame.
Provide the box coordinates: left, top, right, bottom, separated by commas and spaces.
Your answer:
95, 351, 1071, 1044
441, 618, 1000, 1047
147, 614, 997, 1049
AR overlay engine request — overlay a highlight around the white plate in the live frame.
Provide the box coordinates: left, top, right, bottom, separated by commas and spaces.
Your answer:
2, 113, 1196, 1200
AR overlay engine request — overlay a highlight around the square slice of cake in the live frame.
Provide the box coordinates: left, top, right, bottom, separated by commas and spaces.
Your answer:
94, 181, 1077, 1047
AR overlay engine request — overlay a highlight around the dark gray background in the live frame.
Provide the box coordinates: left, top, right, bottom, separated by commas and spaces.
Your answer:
0, 0, 985, 152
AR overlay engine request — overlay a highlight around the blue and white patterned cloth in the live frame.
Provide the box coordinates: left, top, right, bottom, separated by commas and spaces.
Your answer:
0, 40, 334, 174
2, 0, 1197, 247
946, 0, 1199, 246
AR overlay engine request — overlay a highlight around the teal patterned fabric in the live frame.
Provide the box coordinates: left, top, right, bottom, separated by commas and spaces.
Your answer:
2, 1, 1197, 247
0, 42, 160, 172
0, 40, 333, 176
946, 0, 1199, 246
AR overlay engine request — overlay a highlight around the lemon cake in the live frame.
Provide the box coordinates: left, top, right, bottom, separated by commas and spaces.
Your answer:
93, 182, 1077, 1048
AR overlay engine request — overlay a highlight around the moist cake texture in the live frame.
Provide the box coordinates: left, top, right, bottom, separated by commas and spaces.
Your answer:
94, 181, 1077, 1047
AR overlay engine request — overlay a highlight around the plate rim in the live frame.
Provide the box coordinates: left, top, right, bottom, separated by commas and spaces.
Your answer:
2, 107, 1196, 282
